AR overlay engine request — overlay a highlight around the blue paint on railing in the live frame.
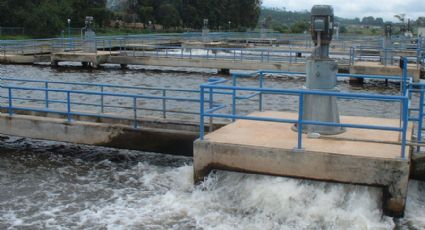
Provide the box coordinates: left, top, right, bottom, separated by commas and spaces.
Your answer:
199, 57, 412, 159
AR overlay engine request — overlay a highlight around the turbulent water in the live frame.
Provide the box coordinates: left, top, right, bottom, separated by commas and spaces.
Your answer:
0, 64, 425, 229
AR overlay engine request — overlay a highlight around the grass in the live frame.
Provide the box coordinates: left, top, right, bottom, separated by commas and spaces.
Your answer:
0, 35, 33, 40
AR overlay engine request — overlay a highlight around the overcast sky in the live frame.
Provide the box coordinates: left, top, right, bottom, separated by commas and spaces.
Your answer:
262, 0, 424, 21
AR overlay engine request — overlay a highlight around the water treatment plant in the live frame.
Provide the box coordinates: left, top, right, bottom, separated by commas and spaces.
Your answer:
1, 2, 425, 229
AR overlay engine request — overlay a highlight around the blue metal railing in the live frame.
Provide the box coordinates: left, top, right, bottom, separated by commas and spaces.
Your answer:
199, 58, 412, 159
0, 58, 417, 158
1, 78, 204, 127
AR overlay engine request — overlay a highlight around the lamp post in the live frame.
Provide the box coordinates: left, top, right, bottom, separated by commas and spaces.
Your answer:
228, 21, 231, 32
67, 18, 71, 49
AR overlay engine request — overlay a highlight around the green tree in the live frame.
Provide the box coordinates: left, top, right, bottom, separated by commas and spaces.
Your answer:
157, 3, 180, 28
24, 0, 72, 37
291, 21, 308, 33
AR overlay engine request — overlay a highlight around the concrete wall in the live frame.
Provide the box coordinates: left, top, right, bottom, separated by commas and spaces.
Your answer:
0, 114, 198, 156
107, 56, 307, 72
194, 140, 410, 217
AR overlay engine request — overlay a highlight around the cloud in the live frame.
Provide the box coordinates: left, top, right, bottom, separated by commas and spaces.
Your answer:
262, 0, 425, 21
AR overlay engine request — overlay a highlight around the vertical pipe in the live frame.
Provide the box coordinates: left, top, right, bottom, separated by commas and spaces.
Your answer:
100, 86, 104, 113
200, 86, 205, 140
66, 91, 71, 122
297, 94, 304, 150
162, 90, 166, 119
133, 97, 137, 128
8, 88, 13, 116
45, 82, 49, 108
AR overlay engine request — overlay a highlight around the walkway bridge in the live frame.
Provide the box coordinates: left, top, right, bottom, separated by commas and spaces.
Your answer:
1, 60, 425, 217
1, 35, 423, 79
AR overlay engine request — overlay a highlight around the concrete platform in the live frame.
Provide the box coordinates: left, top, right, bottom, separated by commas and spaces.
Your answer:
194, 111, 412, 217
350, 61, 421, 81
50, 51, 119, 68
107, 55, 307, 72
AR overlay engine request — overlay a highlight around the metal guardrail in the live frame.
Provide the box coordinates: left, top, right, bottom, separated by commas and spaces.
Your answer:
1, 78, 204, 127
2, 34, 424, 68
199, 58, 412, 159
0, 58, 417, 159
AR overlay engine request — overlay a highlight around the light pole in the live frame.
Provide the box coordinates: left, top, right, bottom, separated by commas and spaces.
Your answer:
228, 21, 231, 32
67, 18, 71, 49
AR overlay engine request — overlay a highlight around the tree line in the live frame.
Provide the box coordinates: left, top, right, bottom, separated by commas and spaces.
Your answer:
0, 0, 113, 37
0, 0, 261, 37
120, 0, 261, 30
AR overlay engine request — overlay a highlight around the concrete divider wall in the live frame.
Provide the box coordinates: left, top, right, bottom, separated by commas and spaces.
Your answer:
0, 114, 197, 156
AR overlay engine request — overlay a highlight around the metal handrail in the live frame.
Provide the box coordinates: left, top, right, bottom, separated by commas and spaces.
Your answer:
199, 60, 411, 159
1, 82, 203, 127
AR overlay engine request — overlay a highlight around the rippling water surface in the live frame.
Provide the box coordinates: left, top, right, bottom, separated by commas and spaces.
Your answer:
0, 64, 424, 229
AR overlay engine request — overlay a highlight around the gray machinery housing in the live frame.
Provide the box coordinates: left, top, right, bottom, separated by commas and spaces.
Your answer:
83, 16, 97, 53
381, 23, 394, 66
202, 19, 209, 42
297, 5, 344, 135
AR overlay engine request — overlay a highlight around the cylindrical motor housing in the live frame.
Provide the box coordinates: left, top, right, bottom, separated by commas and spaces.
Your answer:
306, 60, 338, 90
311, 5, 334, 46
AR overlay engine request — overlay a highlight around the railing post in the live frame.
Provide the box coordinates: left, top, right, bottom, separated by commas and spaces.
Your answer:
8, 88, 13, 116
289, 51, 292, 64
133, 97, 138, 128
162, 89, 167, 119
297, 94, 304, 150
418, 91, 424, 151
402, 57, 408, 96
200, 86, 205, 140
232, 74, 237, 122
45, 82, 49, 108
100, 86, 104, 113
208, 79, 215, 132
133, 43, 136, 56
259, 72, 264, 111
66, 91, 71, 122
401, 97, 408, 159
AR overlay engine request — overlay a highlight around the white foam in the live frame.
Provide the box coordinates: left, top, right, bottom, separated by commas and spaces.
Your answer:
1, 161, 424, 229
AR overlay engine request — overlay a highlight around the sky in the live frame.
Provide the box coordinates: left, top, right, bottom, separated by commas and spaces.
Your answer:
262, 0, 425, 21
